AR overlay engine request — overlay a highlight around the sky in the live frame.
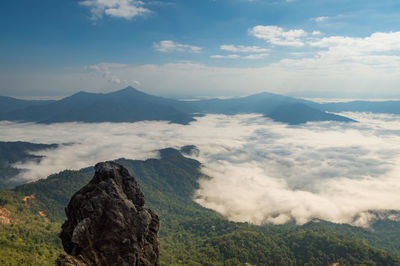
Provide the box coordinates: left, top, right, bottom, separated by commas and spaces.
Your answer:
2, 112, 400, 227
1, 0, 400, 98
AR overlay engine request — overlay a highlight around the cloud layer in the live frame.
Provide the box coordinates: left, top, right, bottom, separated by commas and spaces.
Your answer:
6, 28, 400, 98
219, 45, 270, 53
79, 0, 151, 20
2, 113, 400, 227
153, 40, 202, 53
210, 54, 269, 60
250, 25, 307, 47
76, 59, 400, 98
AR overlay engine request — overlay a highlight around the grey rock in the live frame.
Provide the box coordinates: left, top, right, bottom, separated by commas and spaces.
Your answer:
56, 161, 159, 266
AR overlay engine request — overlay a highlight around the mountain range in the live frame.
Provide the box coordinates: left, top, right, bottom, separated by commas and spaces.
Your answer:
0, 88, 195, 124
0, 96, 55, 113
322, 100, 400, 114
0, 87, 359, 125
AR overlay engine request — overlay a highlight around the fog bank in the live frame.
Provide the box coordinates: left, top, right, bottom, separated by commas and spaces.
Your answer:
1, 112, 400, 226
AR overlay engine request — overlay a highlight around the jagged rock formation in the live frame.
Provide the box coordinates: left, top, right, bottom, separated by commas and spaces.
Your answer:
56, 161, 159, 266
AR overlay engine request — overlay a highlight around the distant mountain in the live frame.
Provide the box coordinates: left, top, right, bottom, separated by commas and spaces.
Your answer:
269, 103, 355, 125
193, 92, 354, 124
0, 96, 55, 113
0, 87, 195, 124
192, 91, 318, 114
321, 100, 400, 114
0, 87, 355, 125
0, 141, 58, 189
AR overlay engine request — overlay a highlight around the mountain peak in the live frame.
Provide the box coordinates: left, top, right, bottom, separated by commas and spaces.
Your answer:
114, 86, 141, 93
107, 86, 151, 97
120, 86, 139, 92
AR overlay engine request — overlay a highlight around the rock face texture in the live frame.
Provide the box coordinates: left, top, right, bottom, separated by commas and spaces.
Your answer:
56, 161, 159, 266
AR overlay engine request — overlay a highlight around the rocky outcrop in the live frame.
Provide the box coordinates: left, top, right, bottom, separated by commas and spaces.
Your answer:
56, 161, 159, 266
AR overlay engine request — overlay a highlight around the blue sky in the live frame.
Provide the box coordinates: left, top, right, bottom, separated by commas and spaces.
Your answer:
1, 0, 400, 98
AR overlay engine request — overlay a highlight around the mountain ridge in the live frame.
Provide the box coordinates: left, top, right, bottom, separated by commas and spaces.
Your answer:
0, 87, 195, 124
0, 96, 55, 114
0, 141, 58, 189
0, 87, 355, 125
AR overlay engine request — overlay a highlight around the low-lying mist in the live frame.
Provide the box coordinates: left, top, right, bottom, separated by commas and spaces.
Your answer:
1, 112, 400, 227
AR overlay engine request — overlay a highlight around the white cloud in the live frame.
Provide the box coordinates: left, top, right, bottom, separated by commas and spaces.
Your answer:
84, 64, 102, 72
210, 53, 269, 60
84, 62, 128, 75
3, 113, 400, 227
309, 31, 400, 53
110, 76, 121, 84
79, 0, 151, 20
242, 53, 270, 59
146, 1, 174, 7
77, 57, 400, 97
110, 76, 130, 85
153, 40, 202, 53
6, 29, 400, 98
312, 30, 322, 36
249, 25, 307, 47
220, 45, 270, 53
212, 44, 270, 59
210, 54, 241, 59
287, 31, 400, 72
313, 16, 329, 22
84, 63, 137, 87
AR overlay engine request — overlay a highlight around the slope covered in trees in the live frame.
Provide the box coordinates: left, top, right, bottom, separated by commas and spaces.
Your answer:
1, 148, 400, 265
0, 141, 58, 189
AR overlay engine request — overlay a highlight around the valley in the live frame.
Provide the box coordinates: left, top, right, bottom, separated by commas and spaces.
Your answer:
2, 0, 400, 264
2, 146, 400, 265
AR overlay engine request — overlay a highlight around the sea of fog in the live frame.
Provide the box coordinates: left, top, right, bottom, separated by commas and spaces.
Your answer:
1, 112, 400, 227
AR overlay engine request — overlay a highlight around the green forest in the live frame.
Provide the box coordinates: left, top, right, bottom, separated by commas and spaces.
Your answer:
2, 147, 400, 265
0, 141, 58, 189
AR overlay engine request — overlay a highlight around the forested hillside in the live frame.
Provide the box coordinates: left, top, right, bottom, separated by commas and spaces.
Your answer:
0, 141, 58, 189
1, 147, 400, 265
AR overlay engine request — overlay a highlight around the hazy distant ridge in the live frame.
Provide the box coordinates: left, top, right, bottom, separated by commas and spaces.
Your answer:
0, 96, 55, 113
0, 87, 195, 124
321, 100, 400, 114
0, 87, 355, 125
